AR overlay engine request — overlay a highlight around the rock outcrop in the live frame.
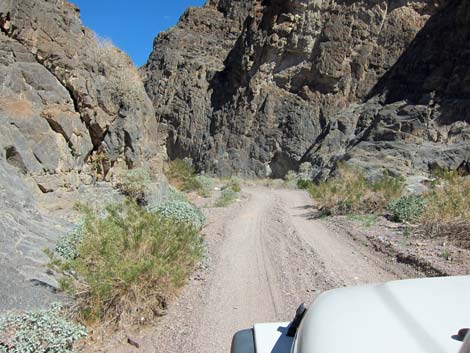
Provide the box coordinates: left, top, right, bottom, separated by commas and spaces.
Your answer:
0, 0, 162, 190
308, 0, 470, 179
144, 0, 460, 178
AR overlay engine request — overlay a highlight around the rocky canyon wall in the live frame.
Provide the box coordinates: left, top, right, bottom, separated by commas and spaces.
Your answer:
144, 0, 469, 179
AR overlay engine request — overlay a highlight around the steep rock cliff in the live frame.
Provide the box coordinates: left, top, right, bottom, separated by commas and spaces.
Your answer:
0, 0, 162, 190
144, 0, 445, 177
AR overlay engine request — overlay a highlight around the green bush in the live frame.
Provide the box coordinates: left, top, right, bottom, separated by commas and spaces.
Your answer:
55, 203, 203, 324
387, 195, 425, 223
297, 179, 313, 190
215, 188, 238, 207
152, 200, 205, 229
117, 168, 151, 203
55, 222, 84, 261
0, 304, 87, 353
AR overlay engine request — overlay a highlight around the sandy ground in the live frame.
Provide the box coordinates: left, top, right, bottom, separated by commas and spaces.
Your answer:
81, 187, 423, 353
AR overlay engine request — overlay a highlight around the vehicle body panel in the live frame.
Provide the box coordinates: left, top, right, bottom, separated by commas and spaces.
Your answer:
292, 276, 470, 353
253, 322, 293, 353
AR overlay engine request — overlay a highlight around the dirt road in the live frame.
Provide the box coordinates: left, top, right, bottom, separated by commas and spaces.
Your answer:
88, 187, 419, 353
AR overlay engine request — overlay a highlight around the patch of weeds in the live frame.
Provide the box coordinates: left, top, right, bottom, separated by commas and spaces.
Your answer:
214, 188, 238, 207
307, 164, 404, 215
399, 226, 413, 247
0, 303, 87, 353
117, 168, 152, 204
348, 214, 378, 228
194, 175, 215, 198
284, 170, 299, 189
52, 203, 203, 325
152, 200, 206, 229
226, 177, 242, 193
387, 195, 425, 223
164, 159, 195, 189
297, 179, 313, 190
419, 174, 470, 248
439, 249, 450, 261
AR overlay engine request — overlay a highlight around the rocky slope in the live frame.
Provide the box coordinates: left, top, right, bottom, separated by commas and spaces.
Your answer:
144, 0, 469, 179
0, 0, 164, 311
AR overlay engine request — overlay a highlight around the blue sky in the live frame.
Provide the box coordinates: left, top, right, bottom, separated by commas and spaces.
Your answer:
71, 0, 206, 67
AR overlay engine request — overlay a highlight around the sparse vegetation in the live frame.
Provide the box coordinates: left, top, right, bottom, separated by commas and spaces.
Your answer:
164, 159, 195, 189
418, 173, 470, 248
116, 167, 152, 204
440, 249, 451, 261
93, 36, 145, 107
52, 202, 203, 325
226, 177, 242, 193
387, 195, 425, 223
307, 165, 404, 216
284, 170, 300, 189
305, 164, 470, 249
215, 188, 239, 208
347, 214, 378, 228
193, 175, 215, 198
0, 304, 87, 353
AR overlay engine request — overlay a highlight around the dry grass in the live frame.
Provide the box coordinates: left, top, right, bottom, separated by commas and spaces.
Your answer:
164, 159, 195, 190
92, 36, 145, 107
55, 202, 203, 327
308, 165, 404, 216
418, 174, 470, 249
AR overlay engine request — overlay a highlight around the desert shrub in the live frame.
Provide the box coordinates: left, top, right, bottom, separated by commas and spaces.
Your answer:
387, 195, 425, 223
419, 175, 470, 248
308, 165, 404, 215
164, 159, 195, 189
55, 222, 85, 261
297, 179, 313, 190
215, 188, 238, 207
284, 170, 299, 189
184, 175, 215, 197
225, 177, 242, 193
117, 168, 152, 204
298, 162, 313, 181
55, 203, 202, 324
152, 200, 205, 229
0, 304, 87, 353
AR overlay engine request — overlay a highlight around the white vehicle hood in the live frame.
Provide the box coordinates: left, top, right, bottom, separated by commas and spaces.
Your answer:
293, 276, 470, 353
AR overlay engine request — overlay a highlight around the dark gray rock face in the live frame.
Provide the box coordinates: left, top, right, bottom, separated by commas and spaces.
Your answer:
308, 0, 470, 179
0, 158, 70, 312
144, 0, 445, 177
